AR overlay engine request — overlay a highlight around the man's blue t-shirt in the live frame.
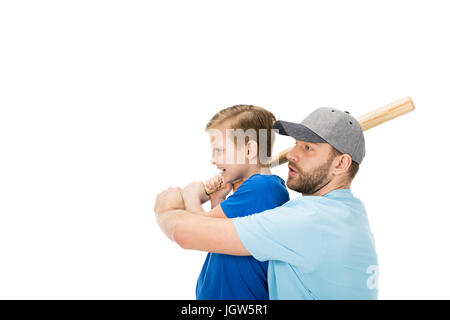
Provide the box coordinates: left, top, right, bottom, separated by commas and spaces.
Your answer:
233, 189, 378, 300
196, 174, 290, 300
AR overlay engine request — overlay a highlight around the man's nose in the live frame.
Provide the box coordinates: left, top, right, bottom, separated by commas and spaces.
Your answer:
286, 148, 297, 162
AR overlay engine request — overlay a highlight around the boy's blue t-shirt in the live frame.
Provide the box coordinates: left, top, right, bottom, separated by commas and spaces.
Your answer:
196, 174, 290, 300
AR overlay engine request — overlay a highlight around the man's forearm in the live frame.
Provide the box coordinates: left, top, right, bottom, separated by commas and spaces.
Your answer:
155, 209, 187, 241
155, 209, 250, 256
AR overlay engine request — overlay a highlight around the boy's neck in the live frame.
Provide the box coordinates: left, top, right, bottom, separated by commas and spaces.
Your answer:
243, 165, 271, 180
232, 165, 272, 192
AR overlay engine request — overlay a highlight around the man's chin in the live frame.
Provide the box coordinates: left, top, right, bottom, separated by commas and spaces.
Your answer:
286, 177, 299, 190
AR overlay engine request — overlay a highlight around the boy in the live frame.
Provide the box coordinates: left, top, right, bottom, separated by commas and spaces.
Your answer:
182, 105, 289, 300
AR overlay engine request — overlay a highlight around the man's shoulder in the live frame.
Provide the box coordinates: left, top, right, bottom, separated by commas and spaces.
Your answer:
289, 190, 368, 225
255, 196, 320, 221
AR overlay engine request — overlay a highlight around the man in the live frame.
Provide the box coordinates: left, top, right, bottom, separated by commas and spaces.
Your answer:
155, 108, 378, 299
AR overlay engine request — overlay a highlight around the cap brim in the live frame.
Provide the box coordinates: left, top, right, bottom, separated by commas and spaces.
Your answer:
273, 120, 328, 143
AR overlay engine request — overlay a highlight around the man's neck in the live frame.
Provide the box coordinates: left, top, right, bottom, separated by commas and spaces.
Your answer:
307, 178, 351, 197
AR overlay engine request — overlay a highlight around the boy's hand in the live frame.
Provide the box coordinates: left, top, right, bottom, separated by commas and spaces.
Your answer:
183, 181, 210, 206
205, 175, 233, 208
154, 187, 185, 214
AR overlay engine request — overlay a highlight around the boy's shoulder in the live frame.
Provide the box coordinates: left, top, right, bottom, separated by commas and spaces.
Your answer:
222, 174, 289, 218
243, 174, 286, 189
233, 174, 289, 200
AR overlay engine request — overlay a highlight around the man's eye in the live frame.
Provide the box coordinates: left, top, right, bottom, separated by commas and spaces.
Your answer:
305, 145, 311, 151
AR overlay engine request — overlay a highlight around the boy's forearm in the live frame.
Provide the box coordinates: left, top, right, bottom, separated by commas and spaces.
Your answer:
210, 197, 225, 210
183, 196, 208, 215
184, 195, 228, 218
181, 182, 211, 215
180, 184, 227, 218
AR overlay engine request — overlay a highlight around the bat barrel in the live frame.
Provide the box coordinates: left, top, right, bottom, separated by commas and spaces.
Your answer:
357, 96, 414, 131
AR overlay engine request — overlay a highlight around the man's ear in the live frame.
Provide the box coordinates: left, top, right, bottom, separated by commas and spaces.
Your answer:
332, 153, 352, 176
247, 140, 258, 164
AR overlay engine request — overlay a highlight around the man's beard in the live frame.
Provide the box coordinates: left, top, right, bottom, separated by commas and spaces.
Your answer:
287, 157, 333, 195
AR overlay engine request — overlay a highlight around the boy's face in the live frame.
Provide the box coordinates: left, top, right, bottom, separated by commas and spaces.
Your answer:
207, 123, 249, 184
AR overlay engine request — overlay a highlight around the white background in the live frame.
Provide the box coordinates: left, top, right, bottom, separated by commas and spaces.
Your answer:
0, 0, 449, 299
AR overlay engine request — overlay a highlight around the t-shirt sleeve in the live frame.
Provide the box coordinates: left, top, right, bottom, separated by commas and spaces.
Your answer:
232, 205, 323, 270
220, 186, 253, 218
220, 178, 268, 218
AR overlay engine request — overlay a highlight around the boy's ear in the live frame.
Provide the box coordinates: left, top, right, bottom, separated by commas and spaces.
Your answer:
247, 140, 258, 164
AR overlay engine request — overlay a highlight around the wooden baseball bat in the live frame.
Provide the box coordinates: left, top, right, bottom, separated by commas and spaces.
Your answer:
205, 96, 415, 194
270, 96, 415, 167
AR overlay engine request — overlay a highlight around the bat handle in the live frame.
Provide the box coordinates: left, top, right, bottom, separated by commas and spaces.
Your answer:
270, 147, 292, 168
204, 184, 216, 195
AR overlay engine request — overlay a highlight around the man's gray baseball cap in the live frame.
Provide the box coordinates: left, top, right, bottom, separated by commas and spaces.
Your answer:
273, 108, 365, 164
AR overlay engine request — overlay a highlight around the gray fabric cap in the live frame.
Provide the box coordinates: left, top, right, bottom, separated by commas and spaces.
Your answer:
273, 108, 365, 164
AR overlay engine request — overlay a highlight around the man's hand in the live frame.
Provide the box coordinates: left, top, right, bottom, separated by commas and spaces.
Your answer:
154, 187, 185, 214
205, 175, 233, 208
